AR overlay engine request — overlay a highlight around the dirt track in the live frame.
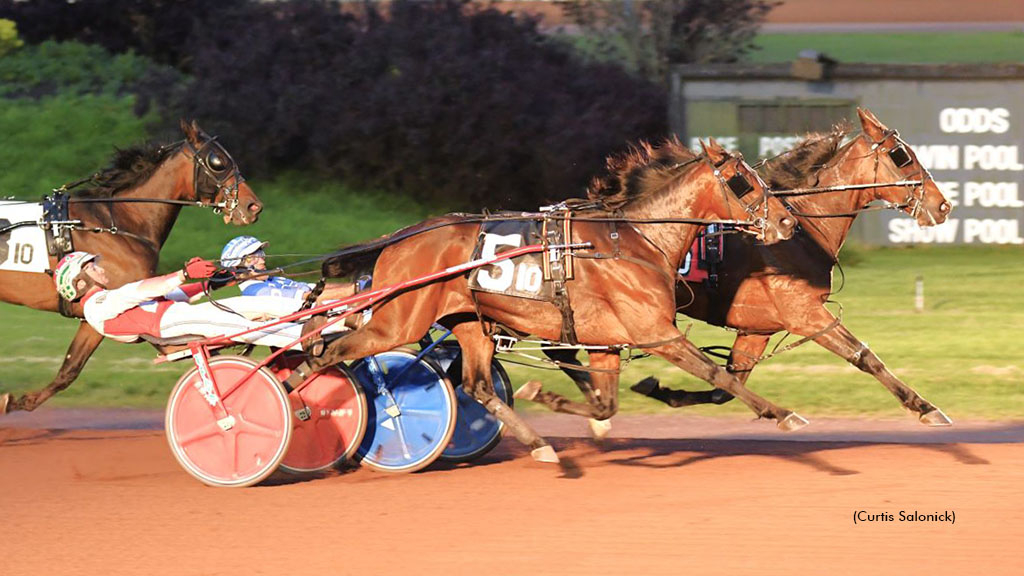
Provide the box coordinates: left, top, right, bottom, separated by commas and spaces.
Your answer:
2, 413, 1023, 576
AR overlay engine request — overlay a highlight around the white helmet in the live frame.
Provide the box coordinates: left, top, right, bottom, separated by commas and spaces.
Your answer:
53, 251, 98, 301
220, 235, 268, 267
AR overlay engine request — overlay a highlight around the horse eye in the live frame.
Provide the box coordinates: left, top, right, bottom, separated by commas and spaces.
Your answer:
208, 151, 227, 171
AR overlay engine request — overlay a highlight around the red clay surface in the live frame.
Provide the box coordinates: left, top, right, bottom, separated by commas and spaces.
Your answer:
2, 411, 1022, 576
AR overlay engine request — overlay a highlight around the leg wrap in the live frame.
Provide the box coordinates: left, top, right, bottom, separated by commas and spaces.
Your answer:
849, 344, 872, 371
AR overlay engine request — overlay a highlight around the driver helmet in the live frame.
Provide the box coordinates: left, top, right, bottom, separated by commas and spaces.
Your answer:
220, 235, 269, 268
53, 251, 99, 301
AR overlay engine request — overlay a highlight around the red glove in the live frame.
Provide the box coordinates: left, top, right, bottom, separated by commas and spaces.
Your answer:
183, 257, 218, 280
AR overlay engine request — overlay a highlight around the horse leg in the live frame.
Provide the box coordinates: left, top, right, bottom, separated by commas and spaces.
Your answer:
515, 349, 621, 439
306, 286, 443, 370
515, 348, 591, 403
647, 337, 808, 431
515, 348, 599, 411
2, 322, 104, 414
811, 320, 951, 426
451, 322, 559, 463
631, 333, 770, 408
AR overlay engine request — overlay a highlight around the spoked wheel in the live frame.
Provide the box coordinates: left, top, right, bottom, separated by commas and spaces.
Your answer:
350, 350, 457, 473
431, 344, 513, 464
165, 355, 292, 488
270, 357, 368, 474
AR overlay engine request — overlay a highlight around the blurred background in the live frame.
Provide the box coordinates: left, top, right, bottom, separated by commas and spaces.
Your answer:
0, 0, 1021, 419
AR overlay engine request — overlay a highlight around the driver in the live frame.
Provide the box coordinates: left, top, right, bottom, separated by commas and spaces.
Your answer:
53, 251, 321, 349
217, 235, 361, 320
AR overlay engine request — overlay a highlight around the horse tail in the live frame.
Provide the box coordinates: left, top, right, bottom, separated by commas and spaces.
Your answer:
322, 246, 384, 279
321, 214, 477, 278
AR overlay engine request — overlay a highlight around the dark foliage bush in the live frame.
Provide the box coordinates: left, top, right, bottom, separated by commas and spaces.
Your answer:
184, 0, 667, 209
1, 0, 669, 211
0, 0, 247, 69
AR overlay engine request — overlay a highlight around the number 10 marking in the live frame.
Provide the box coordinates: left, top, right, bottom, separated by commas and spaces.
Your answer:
12, 243, 34, 264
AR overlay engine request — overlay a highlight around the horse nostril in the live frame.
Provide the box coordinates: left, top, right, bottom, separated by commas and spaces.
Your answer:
249, 202, 263, 214
939, 201, 951, 214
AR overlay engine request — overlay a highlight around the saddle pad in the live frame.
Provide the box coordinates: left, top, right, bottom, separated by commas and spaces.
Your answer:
0, 201, 48, 273
678, 224, 726, 283
468, 219, 553, 301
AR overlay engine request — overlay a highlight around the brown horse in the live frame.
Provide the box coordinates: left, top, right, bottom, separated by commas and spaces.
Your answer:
312, 139, 798, 462
0, 120, 263, 414
631, 108, 953, 423
542, 108, 954, 427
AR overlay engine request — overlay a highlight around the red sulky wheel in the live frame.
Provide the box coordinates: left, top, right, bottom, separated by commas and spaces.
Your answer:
165, 355, 292, 488
271, 358, 368, 474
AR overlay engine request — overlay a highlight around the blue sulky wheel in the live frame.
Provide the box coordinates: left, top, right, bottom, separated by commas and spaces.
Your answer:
350, 350, 457, 473
430, 343, 513, 464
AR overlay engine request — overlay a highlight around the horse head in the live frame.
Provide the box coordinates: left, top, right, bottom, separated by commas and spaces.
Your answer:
857, 108, 952, 227
700, 139, 796, 244
180, 119, 263, 225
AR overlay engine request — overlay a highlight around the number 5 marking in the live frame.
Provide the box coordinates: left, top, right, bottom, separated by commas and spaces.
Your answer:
477, 233, 522, 291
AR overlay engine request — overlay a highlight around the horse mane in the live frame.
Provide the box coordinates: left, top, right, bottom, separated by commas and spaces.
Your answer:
586, 138, 701, 211
74, 142, 179, 198
759, 121, 852, 190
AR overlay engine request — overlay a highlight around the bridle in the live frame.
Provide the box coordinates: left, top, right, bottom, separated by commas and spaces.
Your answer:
706, 152, 773, 237
770, 129, 937, 221
181, 134, 245, 218
867, 128, 933, 223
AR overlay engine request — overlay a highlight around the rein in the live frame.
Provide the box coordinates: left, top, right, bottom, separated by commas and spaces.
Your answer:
52, 134, 239, 213
67, 197, 230, 209
767, 130, 931, 220
771, 179, 923, 197
0, 135, 246, 253
286, 212, 765, 276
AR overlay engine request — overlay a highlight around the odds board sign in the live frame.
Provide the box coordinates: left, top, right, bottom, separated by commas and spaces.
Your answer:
0, 201, 49, 273
885, 106, 1023, 245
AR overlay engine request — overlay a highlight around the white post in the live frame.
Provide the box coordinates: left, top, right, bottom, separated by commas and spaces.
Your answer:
915, 275, 924, 313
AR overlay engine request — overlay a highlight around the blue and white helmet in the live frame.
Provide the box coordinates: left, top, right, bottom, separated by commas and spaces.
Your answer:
220, 235, 268, 267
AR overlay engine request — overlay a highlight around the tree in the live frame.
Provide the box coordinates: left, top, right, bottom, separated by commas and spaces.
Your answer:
561, 0, 780, 85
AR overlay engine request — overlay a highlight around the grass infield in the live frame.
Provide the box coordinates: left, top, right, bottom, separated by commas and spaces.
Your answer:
750, 32, 1024, 64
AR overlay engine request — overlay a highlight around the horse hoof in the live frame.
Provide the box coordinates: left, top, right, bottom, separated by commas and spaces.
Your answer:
513, 380, 542, 402
630, 377, 660, 396
710, 389, 735, 405
778, 412, 809, 432
531, 445, 560, 464
0, 393, 10, 415
919, 408, 953, 427
588, 418, 612, 440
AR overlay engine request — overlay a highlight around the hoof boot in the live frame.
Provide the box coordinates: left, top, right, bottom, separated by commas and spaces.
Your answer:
919, 408, 953, 427
514, 380, 542, 402
588, 418, 612, 440
531, 445, 560, 464
778, 412, 809, 432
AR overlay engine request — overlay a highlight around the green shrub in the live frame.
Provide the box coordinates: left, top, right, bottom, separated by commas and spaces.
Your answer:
0, 40, 181, 99
0, 94, 154, 195
0, 18, 22, 58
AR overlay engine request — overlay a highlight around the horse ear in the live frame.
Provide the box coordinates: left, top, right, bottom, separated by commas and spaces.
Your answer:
190, 119, 205, 138
180, 119, 198, 142
857, 107, 887, 141
700, 138, 727, 164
